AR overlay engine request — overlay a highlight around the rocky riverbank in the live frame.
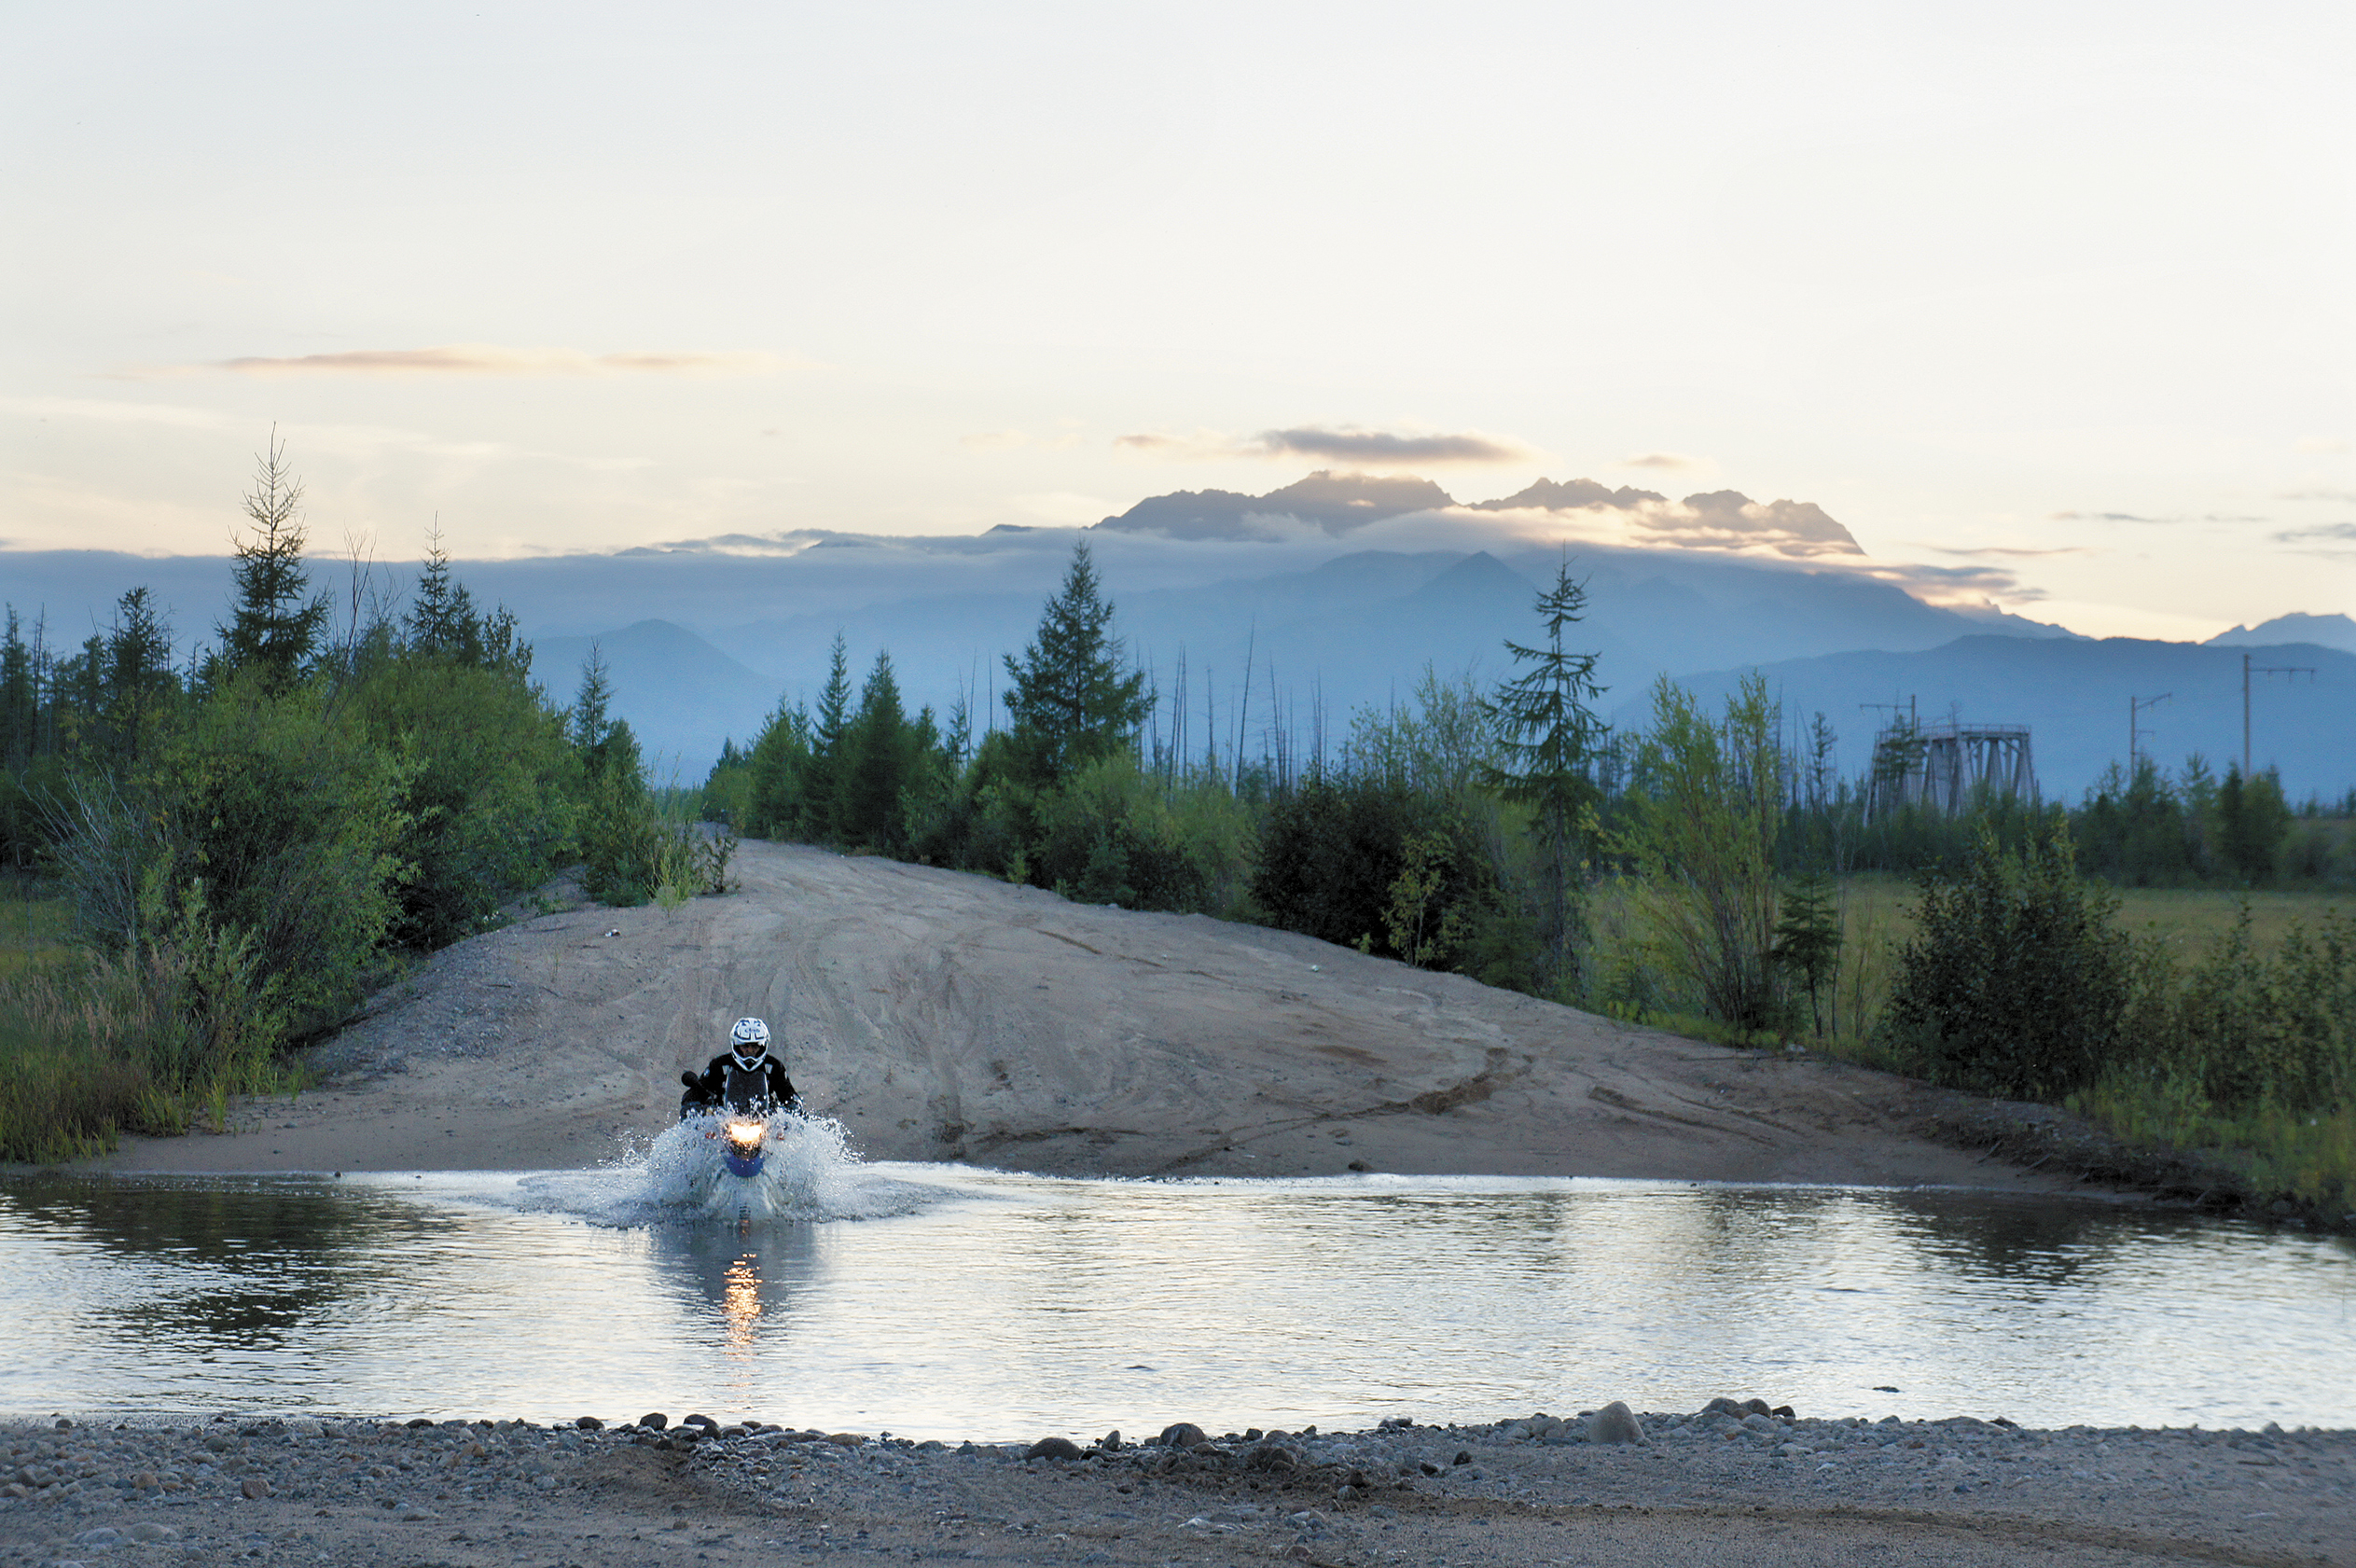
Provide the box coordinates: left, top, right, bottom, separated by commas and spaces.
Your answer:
4, 1403, 2349, 1567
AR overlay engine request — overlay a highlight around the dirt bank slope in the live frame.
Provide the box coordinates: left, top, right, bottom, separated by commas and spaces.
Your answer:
87, 840, 2097, 1191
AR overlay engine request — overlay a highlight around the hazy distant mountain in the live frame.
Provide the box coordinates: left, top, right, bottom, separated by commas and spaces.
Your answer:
2209, 613, 2356, 655
1474, 479, 1866, 556
1656, 635, 2356, 799
1092, 469, 1869, 558
1095, 471, 1455, 539
532, 619, 781, 778
11, 470, 2316, 790
1474, 478, 1668, 512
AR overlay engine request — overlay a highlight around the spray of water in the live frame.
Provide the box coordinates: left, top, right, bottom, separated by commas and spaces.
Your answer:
511, 1112, 940, 1228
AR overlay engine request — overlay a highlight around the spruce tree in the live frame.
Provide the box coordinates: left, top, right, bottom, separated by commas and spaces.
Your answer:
404, 522, 482, 661
1770, 869, 1843, 1037
786, 631, 852, 842
215, 434, 329, 688
1484, 557, 1607, 983
573, 645, 615, 760
0, 609, 34, 771
838, 649, 913, 850
1002, 541, 1150, 788
104, 587, 177, 766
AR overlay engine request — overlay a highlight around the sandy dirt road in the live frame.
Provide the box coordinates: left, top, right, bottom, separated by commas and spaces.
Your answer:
78, 840, 2104, 1193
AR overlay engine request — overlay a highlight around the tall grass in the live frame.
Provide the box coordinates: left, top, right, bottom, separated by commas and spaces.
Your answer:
0, 942, 300, 1162
2069, 907, 2356, 1214
0, 878, 305, 1163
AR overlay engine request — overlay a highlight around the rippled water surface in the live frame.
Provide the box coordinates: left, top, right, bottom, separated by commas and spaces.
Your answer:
3, 1159, 2351, 1438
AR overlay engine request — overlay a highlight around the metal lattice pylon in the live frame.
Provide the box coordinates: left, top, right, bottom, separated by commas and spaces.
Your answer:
1867, 720, 2038, 819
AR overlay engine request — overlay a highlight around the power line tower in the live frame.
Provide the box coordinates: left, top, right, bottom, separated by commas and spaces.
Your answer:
2130, 692, 2170, 770
2242, 652, 2315, 776
1862, 697, 2038, 819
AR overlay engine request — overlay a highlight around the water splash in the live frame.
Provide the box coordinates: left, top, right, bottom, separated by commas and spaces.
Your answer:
512, 1113, 939, 1228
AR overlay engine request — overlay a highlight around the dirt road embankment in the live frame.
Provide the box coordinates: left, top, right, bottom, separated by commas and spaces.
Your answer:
88, 840, 2113, 1191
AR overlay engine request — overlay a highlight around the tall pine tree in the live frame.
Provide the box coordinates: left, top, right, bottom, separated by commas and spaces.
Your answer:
215, 433, 329, 689
104, 587, 177, 766
404, 522, 483, 662
1484, 557, 1607, 984
1002, 541, 1150, 788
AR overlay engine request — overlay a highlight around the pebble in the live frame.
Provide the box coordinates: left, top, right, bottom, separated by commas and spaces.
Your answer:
0, 1404, 2345, 1566
1587, 1402, 1646, 1446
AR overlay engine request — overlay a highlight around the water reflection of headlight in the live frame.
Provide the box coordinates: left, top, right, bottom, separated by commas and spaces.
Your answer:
725, 1120, 764, 1149
722, 1255, 760, 1349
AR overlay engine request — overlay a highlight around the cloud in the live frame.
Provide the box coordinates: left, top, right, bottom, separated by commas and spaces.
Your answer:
2049, 508, 2269, 526
190, 345, 793, 377
2295, 437, 2349, 454
1851, 561, 2039, 604
1471, 479, 1864, 558
2266, 522, 2356, 560
1, 395, 231, 430
1112, 428, 1228, 459
1923, 544, 2092, 559
1113, 424, 1533, 465
1247, 426, 1531, 465
2280, 489, 2356, 504
1621, 451, 1698, 470
2273, 522, 2356, 543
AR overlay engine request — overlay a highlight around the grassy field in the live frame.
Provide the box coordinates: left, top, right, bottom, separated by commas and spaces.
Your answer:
1837, 874, 2349, 960
0, 880, 74, 983
1587, 872, 2353, 1066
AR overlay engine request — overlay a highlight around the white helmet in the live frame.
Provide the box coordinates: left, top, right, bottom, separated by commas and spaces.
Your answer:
729, 1017, 770, 1066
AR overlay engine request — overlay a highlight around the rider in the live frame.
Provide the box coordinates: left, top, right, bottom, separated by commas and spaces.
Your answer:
680, 1018, 800, 1119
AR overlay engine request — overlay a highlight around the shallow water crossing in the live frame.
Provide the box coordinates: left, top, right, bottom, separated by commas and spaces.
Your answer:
3, 1162, 2351, 1439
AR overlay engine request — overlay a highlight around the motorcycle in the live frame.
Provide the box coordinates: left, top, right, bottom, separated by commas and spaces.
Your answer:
679, 1071, 785, 1179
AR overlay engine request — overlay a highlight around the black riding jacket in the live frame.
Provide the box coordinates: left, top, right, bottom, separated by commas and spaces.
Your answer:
684, 1051, 799, 1116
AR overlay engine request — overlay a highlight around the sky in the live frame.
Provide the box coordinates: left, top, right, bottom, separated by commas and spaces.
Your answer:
3, 0, 2350, 642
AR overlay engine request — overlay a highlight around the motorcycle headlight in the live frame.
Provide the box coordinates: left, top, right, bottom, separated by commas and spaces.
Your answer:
724, 1119, 764, 1149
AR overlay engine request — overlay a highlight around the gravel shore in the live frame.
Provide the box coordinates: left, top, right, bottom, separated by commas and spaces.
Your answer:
5, 1404, 2348, 1567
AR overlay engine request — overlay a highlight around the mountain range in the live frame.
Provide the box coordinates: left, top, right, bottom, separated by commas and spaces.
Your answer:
5, 472, 2345, 796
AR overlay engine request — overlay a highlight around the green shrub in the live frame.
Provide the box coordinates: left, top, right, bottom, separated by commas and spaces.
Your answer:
1254, 771, 1491, 962
1607, 675, 1786, 1032
50, 679, 409, 1029
582, 777, 737, 909
1882, 822, 2131, 1100
351, 657, 577, 948
2128, 906, 2355, 1114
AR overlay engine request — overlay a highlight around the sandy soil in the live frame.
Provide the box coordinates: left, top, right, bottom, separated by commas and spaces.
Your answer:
85, 840, 2114, 1196
5, 1408, 2349, 1568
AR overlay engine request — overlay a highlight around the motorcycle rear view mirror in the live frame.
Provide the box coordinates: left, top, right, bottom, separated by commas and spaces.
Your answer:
680, 1071, 700, 1089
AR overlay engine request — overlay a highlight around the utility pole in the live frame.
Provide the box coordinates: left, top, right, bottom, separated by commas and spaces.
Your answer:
2130, 692, 2170, 770
2242, 652, 2316, 776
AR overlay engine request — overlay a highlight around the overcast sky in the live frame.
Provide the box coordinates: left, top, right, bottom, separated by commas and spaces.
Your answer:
3, 0, 2349, 640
